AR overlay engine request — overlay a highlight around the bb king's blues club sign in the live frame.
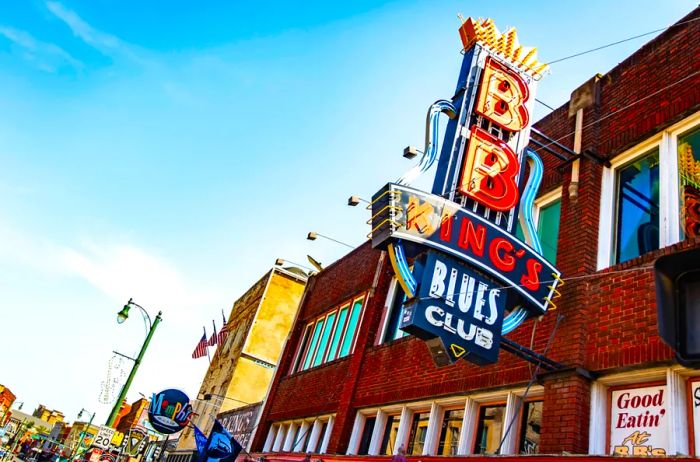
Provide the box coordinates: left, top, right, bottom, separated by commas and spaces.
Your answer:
370, 17, 563, 366
147, 389, 194, 434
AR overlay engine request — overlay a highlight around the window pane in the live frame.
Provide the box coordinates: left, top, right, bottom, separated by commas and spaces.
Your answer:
302, 319, 324, 371
294, 325, 312, 373
678, 127, 700, 240
315, 422, 328, 453
358, 416, 376, 455
615, 150, 660, 264
438, 409, 464, 456
407, 412, 430, 455
538, 200, 561, 264
473, 405, 506, 454
383, 283, 408, 343
380, 415, 401, 455
519, 401, 542, 454
327, 306, 349, 361
339, 299, 363, 357
313, 312, 337, 367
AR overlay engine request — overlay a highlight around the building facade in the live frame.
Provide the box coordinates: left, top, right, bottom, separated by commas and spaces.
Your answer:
172, 266, 307, 457
251, 6, 700, 458
0, 384, 16, 427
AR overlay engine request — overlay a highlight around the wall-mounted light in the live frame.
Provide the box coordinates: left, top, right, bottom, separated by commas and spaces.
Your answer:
403, 146, 422, 159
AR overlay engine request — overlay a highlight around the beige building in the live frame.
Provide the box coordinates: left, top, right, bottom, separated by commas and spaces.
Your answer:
32, 405, 64, 426
175, 266, 306, 452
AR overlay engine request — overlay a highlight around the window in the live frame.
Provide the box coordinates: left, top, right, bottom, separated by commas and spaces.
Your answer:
380, 280, 409, 343
614, 150, 660, 264
406, 412, 430, 455
293, 295, 365, 372
380, 414, 401, 455
357, 416, 376, 455
438, 409, 463, 456
515, 189, 561, 264
677, 126, 700, 240
598, 111, 700, 269
518, 401, 542, 454
315, 422, 329, 453
473, 404, 506, 454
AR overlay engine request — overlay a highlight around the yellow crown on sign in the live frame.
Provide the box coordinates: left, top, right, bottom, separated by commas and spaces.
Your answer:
458, 15, 548, 78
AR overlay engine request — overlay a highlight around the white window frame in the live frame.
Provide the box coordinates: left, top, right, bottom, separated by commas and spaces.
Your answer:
588, 366, 700, 456
346, 386, 543, 456
377, 279, 407, 345
597, 111, 700, 270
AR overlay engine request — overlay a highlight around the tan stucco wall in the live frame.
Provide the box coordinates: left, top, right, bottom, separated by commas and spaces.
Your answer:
176, 268, 305, 450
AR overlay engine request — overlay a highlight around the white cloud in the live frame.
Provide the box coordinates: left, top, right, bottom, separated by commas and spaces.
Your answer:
45, 1, 149, 65
0, 26, 83, 72
60, 242, 215, 321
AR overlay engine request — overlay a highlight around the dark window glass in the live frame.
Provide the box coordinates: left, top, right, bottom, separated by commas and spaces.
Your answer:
438, 409, 464, 456
615, 150, 660, 264
293, 324, 312, 373
380, 415, 401, 455
315, 422, 328, 453
473, 405, 506, 454
518, 401, 542, 454
406, 412, 430, 455
357, 417, 376, 455
383, 282, 408, 343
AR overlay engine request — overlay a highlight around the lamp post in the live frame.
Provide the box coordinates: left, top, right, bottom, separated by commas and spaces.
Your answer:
70, 409, 95, 461
105, 299, 163, 427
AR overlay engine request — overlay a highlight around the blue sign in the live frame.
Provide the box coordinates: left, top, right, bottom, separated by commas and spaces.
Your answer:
400, 251, 506, 365
148, 389, 193, 435
371, 183, 560, 314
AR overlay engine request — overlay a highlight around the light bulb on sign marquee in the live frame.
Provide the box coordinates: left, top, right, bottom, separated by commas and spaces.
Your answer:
368, 16, 561, 366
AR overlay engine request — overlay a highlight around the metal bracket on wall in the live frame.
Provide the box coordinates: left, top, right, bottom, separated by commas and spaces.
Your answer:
500, 337, 566, 371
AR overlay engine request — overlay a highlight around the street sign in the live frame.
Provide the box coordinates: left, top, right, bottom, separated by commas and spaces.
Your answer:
400, 251, 506, 365
93, 426, 116, 450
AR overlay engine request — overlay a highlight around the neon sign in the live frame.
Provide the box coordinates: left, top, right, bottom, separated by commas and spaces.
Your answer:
370, 16, 562, 365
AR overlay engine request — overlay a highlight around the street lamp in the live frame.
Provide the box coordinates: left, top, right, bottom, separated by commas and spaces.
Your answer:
70, 408, 95, 461
105, 299, 163, 427
306, 231, 354, 249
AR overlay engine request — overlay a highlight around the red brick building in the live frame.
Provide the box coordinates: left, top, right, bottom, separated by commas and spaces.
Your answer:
251, 7, 700, 458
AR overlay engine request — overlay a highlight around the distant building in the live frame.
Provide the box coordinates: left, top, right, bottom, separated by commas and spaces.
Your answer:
0, 384, 16, 426
116, 397, 150, 434
33, 404, 64, 426
171, 266, 307, 459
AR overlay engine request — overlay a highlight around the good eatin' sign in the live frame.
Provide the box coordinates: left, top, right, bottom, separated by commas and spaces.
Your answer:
370, 17, 562, 366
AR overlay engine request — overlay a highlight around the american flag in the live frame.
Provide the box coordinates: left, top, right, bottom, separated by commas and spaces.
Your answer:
192, 331, 208, 359
218, 322, 231, 344
207, 321, 219, 346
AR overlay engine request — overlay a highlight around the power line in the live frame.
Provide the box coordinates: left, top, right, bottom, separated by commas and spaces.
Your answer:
531, 68, 700, 158
416, 264, 652, 302
546, 16, 700, 65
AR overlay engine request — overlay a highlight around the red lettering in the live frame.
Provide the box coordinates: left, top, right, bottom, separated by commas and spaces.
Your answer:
616, 412, 628, 429
475, 57, 530, 132
458, 218, 486, 257
489, 237, 515, 272
520, 258, 542, 291
440, 213, 453, 242
459, 126, 520, 212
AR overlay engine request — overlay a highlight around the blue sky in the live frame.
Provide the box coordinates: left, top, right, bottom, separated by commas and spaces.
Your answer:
0, 0, 696, 424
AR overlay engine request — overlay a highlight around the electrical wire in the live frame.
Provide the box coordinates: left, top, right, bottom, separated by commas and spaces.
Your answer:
415, 264, 652, 302
545, 16, 700, 65
529, 69, 700, 159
